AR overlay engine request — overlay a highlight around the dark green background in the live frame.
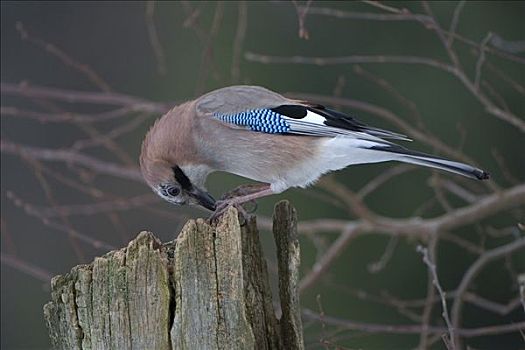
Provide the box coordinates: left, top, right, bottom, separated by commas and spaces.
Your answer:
1, 1, 524, 349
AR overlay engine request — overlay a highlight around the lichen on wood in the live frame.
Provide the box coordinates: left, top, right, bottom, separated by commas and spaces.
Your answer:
44, 201, 304, 350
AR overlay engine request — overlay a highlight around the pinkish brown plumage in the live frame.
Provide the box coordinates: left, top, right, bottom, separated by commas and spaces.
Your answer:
139, 85, 488, 214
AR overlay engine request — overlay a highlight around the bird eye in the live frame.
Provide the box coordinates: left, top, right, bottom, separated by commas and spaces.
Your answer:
166, 186, 180, 197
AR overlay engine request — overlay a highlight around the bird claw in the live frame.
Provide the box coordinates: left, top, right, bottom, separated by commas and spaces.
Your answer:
208, 199, 248, 223
219, 184, 265, 200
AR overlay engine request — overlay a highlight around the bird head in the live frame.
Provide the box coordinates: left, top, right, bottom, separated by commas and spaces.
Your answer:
140, 159, 216, 210
140, 105, 217, 211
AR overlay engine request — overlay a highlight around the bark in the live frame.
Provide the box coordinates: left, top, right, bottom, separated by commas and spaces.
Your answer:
44, 201, 304, 350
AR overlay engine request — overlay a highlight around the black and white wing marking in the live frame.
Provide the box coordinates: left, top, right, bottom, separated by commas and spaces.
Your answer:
213, 104, 411, 141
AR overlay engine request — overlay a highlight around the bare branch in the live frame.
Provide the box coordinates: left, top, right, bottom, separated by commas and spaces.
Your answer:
367, 236, 398, 273
450, 237, 525, 346
302, 2, 525, 65
283, 184, 525, 239
302, 308, 525, 337
15, 193, 159, 218
145, 1, 167, 75
490, 34, 525, 54
519, 274, 525, 314
231, 1, 247, 83
246, 53, 525, 132
418, 236, 437, 349
15, 22, 111, 92
292, 0, 313, 39
1, 140, 142, 181
7, 191, 116, 251
299, 224, 362, 292
1, 253, 53, 283
71, 114, 149, 151
447, 0, 466, 47
474, 32, 494, 91
1, 82, 169, 112
417, 244, 456, 349
245, 52, 456, 72
1, 105, 145, 123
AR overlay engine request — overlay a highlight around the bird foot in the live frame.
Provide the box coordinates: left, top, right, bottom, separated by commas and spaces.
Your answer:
220, 184, 265, 200
208, 199, 249, 223
209, 184, 272, 223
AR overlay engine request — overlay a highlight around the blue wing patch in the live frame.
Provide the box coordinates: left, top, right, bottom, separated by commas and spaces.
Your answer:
214, 105, 411, 141
214, 109, 290, 134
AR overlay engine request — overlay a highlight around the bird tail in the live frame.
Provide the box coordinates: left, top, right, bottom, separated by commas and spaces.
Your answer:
369, 144, 490, 180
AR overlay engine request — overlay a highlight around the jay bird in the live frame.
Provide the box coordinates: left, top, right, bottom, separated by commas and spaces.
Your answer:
140, 86, 489, 215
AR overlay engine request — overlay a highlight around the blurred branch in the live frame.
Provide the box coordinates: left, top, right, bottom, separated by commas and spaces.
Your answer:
6, 191, 116, 251
1, 253, 53, 282
230, 1, 247, 83
417, 236, 437, 349
15, 22, 111, 92
291, 0, 312, 39
302, 183, 524, 237
291, 184, 525, 295
11, 193, 159, 218
417, 244, 455, 350
474, 32, 494, 91
302, 308, 525, 337
325, 279, 523, 319
1, 105, 144, 123
450, 237, 525, 347
1, 82, 169, 112
299, 223, 362, 292
247, 53, 525, 132
1, 140, 142, 181
299, 4, 525, 63
145, 1, 167, 75
447, 0, 465, 48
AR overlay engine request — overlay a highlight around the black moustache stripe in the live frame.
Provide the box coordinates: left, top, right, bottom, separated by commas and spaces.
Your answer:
172, 166, 192, 190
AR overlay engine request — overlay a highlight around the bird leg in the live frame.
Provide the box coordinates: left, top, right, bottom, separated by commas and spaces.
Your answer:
219, 183, 270, 200
210, 184, 274, 221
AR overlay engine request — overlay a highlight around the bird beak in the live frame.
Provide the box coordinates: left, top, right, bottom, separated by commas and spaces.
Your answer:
189, 187, 216, 211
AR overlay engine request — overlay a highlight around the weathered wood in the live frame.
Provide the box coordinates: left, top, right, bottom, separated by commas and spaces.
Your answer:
44, 201, 304, 350
273, 201, 304, 350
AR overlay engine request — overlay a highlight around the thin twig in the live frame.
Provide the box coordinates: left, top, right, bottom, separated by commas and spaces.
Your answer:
418, 236, 438, 349
71, 114, 149, 151
145, 1, 167, 75
292, 0, 313, 39
367, 236, 399, 273
450, 237, 525, 346
1, 105, 145, 123
302, 308, 525, 337
6, 191, 116, 251
246, 52, 525, 132
1, 253, 53, 282
231, 1, 247, 84
417, 244, 456, 349
306, 3, 525, 64
519, 274, 525, 314
421, 1, 461, 69
1, 82, 169, 112
474, 32, 494, 91
299, 224, 362, 292
15, 22, 111, 92
447, 1, 466, 47
1, 140, 142, 181
19, 152, 86, 262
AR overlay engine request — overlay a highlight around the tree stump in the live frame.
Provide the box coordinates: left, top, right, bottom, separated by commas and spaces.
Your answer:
43, 201, 304, 350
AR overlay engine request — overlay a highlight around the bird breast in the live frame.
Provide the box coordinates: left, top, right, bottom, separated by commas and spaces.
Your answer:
194, 119, 328, 193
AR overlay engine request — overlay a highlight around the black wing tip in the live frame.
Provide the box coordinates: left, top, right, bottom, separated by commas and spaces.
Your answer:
476, 170, 490, 180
